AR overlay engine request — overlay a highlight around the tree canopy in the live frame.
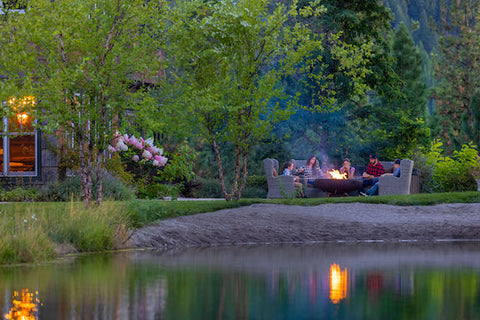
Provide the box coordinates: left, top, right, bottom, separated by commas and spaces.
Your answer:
0, 0, 167, 204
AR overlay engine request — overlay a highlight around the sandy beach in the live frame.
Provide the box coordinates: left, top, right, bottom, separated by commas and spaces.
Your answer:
131, 202, 480, 249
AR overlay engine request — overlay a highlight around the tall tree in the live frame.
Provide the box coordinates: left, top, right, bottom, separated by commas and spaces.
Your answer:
155, 0, 370, 200
0, 0, 166, 205
363, 23, 429, 158
280, 0, 397, 162
435, 0, 480, 151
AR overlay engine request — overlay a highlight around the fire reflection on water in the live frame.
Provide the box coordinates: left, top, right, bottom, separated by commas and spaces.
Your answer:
4, 289, 40, 320
330, 263, 348, 304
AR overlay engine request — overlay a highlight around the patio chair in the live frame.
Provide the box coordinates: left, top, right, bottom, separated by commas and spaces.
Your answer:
379, 159, 414, 196
263, 158, 297, 198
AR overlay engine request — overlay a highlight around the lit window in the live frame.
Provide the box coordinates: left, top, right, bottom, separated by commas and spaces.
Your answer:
1, 96, 37, 176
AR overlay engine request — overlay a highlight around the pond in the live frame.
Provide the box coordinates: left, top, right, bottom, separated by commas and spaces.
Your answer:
2, 242, 480, 319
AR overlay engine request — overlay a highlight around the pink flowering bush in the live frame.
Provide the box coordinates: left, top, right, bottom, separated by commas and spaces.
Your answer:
108, 133, 195, 198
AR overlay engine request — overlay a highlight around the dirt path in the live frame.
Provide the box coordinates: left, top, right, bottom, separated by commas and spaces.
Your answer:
131, 202, 480, 250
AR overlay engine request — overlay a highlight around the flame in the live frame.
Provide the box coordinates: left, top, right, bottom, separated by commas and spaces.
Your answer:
330, 263, 348, 304
329, 169, 347, 179
4, 289, 40, 320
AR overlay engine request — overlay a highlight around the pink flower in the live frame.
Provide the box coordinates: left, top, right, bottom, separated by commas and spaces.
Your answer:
132, 155, 140, 162
142, 150, 152, 160
159, 156, 168, 166
107, 145, 117, 153
152, 160, 159, 166
147, 146, 156, 154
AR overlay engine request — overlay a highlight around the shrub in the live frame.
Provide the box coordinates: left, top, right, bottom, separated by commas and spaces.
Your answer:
0, 187, 41, 202
420, 140, 478, 192
108, 134, 196, 199
192, 178, 223, 198
40, 175, 135, 202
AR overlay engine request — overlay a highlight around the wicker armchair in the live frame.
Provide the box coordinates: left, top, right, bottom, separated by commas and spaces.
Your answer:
379, 159, 414, 195
263, 158, 297, 198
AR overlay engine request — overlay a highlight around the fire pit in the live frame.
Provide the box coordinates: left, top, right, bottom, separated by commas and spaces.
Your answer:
312, 169, 362, 195
313, 178, 362, 195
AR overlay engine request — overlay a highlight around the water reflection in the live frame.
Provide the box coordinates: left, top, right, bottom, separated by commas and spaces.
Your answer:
329, 263, 348, 304
4, 289, 40, 320
0, 242, 480, 319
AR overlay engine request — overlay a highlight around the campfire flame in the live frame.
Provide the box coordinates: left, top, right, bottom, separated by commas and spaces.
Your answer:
330, 263, 348, 304
329, 169, 347, 179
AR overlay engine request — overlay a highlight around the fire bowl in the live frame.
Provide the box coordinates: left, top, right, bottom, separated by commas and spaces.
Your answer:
313, 178, 363, 194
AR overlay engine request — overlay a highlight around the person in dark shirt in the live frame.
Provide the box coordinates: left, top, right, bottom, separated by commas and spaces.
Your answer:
363, 158, 401, 196
359, 153, 385, 194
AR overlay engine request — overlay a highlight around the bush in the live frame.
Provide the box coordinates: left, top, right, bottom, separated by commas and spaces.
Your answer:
0, 187, 41, 202
40, 175, 135, 202
418, 141, 478, 192
107, 134, 196, 199
191, 178, 224, 198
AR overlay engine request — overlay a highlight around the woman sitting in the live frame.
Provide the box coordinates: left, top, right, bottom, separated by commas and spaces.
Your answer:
295, 156, 322, 185
340, 158, 356, 179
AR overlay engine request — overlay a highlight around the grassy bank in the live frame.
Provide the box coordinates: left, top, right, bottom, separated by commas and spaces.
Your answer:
0, 191, 479, 264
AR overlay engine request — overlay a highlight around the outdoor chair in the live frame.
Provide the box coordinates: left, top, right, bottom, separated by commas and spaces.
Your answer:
263, 158, 297, 198
379, 159, 414, 196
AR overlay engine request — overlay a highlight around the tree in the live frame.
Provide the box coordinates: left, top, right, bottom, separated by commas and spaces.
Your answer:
353, 23, 429, 159
154, 0, 368, 200
279, 0, 397, 163
0, 0, 166, 205
434, 0, 480, 152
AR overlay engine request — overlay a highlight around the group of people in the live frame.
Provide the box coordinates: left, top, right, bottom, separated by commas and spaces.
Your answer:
281, 153, 401, 197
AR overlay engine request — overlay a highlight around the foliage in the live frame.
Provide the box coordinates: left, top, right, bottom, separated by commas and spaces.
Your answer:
0, 0, 167, 205
278, 0, 398, 165
0, 211, 55, 264
0, 187, 40, 202
52, 202, 129, 252
108, 134, 195, 199
434, 0, 480, 152
40, 175, 135, 202
352, 22, 430, 160
422, 140, 478, 192
0, 201, 133, 263
158, 0, 365, 200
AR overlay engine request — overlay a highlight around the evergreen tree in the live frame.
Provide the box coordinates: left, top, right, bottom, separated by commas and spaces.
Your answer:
358, 22, 429, 158
435, 0, 480, 151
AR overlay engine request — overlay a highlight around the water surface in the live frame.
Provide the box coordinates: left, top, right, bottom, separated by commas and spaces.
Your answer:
2, 242, 480, 319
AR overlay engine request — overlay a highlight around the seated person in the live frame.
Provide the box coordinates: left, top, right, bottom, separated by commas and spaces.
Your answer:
282, 161, 305, 198
340, 157, 355, 179
295, 155, 322, 185
359, 153, 385, 194
362, 158, 401, 196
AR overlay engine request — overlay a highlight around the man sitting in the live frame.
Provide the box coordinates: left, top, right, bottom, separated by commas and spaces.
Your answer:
359, 153, 385, 195
362, 158, 401, 196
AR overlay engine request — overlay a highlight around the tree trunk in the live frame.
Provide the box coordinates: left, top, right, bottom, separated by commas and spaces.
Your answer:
231, 147, 241, 197
95, 151, 104, 206
79, 137, 93, 206
211, 138, 231, 201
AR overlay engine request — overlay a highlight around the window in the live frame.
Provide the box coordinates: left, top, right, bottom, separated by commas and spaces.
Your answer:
1, 96, 37, 176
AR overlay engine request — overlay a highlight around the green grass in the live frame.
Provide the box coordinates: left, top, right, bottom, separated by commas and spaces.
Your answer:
0, 191, 478, 264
